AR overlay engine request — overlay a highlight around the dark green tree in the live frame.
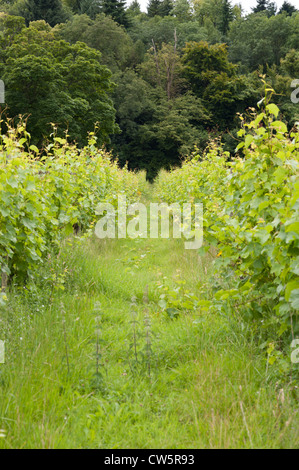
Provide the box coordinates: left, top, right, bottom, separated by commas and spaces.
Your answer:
78, 0, 102, 18
253, 0, 267, 11
159, 0, 173, 17
171, 0, 192, 21
147, 0, 161, 17
278, 1, 297, 15
54, 13, 92, 44
111, 71, 210, 181
56, 13, 134, 73
62, 0, 101, 17
182, 41, 257, 128
228, 12, 296, 72
0, 17, 118, 146
128, 14, 209, 50
23, 0, 69, 26
252, 0, 276, 16
100, 0, 130, 28
220, 0, 233, 36
127, 0, 141, 16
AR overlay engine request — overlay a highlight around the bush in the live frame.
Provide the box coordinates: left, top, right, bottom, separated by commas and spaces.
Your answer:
155, 87, 299, 363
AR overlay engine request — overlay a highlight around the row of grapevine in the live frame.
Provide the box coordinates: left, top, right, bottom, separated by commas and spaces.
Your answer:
0, 121, 143, 285
155, 94, 299, 358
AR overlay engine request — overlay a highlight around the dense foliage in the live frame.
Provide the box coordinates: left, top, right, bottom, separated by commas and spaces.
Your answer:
0, 0, 297, 178
0, 15, 118, 148
156, 91, 299, 366
0, 120, 142, 284
0, 1, 298, 448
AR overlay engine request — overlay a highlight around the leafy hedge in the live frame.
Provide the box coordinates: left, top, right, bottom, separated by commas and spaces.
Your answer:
0, 121, 141, 284
156, 93, 299, 361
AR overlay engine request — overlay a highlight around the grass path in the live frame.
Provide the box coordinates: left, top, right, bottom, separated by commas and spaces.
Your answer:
0, 189, 298, 448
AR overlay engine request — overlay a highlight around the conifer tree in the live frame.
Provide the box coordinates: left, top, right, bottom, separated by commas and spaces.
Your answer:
252, 0, 276, 16
278, 1, 297, 15
253, 0, 267, 11
159, 0, 173, 17
79, 0, 102, 18
220, 0, 233, 36
24, 0, 68, 26
147, 0, 162, 17
101, 0, 130, 28
127, 0, 141, 15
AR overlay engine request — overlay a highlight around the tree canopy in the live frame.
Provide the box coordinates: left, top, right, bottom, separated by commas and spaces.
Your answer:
0, 0, 297, 178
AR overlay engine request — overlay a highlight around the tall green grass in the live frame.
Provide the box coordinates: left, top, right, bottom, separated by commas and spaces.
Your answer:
0, 232, 298, 448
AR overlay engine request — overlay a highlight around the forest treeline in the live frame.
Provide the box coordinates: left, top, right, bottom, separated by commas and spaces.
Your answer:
0, 0, 298, 179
